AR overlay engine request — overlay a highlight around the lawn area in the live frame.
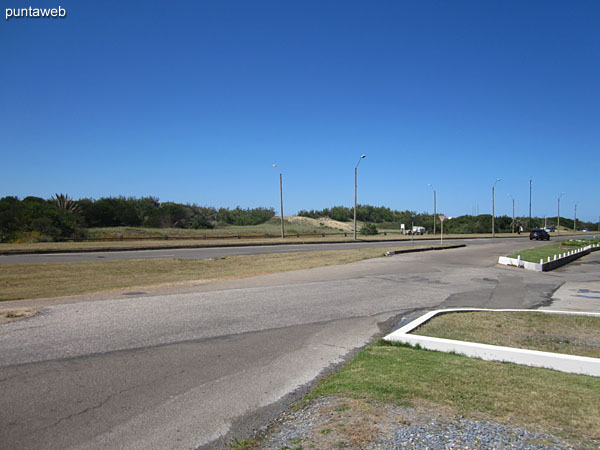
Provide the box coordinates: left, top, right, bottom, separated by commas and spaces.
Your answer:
508, 238, 600, 263
85, 218, 345, 239
412, 311, 600, 358
313, 341, 600, 447
0, 244, 452, 301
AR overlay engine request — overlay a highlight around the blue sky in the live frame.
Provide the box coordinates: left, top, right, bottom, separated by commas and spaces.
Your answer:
2, 1, 599, 221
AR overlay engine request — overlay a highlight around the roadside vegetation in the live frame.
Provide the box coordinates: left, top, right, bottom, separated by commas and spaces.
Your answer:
0, 244, 454, 301
508, 238, 600, 263
300, 204, 597, 234
312, 340, 600, 447
2, 194, 598, 244
0, 195, 276, 243
85, 218, 342, 239
413, 311, 600, 358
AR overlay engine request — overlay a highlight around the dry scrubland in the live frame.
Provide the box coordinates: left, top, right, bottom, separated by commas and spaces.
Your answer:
0, 245, 455, 301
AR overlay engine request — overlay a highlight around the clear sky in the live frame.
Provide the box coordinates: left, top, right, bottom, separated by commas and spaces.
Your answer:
2, 1, 599, 221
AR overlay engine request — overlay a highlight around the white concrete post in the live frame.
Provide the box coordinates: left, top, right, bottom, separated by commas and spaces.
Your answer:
517, 255, 521, 267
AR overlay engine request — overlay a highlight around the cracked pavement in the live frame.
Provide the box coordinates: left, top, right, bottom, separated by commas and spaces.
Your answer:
1, 237, 598, 449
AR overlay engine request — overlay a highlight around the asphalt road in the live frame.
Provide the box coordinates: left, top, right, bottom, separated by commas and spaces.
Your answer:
0, 235, 538, 264
1, 237, 599, 449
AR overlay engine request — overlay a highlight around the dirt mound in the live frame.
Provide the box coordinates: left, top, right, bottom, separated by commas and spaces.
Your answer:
286, 216, 354, 232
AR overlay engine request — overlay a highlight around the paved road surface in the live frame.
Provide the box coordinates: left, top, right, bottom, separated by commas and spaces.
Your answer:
0, 236, 517, 264
1, 238, 599, 449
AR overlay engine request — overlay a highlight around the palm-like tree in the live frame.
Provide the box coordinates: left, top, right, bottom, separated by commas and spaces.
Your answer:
52, 193, 80, 213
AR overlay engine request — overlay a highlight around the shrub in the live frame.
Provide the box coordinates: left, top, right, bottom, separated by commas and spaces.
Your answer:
360, 223, 379, 236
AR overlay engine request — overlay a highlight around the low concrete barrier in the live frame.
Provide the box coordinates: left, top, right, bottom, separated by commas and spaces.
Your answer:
385, 308, 600, 377
498, 243, 600, 272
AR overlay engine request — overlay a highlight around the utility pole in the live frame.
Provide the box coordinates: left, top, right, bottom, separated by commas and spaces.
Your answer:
508, 194, 515, 233
574, 201, 580, 231
529, 178, 532, 230
272, 164, 285, 238
353, 154, 366, 240
492, 178, 501, 237
557, 192, 564, 236
428, 184, 436, 234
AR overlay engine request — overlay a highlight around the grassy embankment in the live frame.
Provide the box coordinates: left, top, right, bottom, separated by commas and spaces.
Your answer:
2, 227, 560, 254
313, 311, 600, 447
0, 244, 454, 301
508, 237, 600, 263
413, 311, 600, 358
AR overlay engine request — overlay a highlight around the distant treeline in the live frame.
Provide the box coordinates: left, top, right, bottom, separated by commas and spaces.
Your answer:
0, 195, 274, 242
299, 205, 597, 234
1, 196, 597, 243
299, 205, 419, 224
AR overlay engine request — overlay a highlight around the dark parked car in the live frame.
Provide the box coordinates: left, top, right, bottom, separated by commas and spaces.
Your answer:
529, 229, 550, 240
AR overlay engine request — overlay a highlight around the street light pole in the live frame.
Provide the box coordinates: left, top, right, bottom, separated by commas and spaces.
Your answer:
557, 192, 565, 236
492, 178, 501, 237
508, 194, 515, 233
428, 184, 436, 235
272, 164, 284, 238
529, 178, 532, 230
354, 154, 366, 240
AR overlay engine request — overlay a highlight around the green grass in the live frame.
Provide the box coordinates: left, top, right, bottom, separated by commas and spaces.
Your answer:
85, 218, 342, 239
0, 245, 457, 301
508, 238, 599, 263
228, 437, 260, 449
313, 341, 600, 446
412, 311, 600, 358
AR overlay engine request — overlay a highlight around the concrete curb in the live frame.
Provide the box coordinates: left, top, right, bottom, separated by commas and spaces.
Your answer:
3, 233, 586, 256
384, 308, 600, 377
384, 244, 465, 256
498, 243, 600, 271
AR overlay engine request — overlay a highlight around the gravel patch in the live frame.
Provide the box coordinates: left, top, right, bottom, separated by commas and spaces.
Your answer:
259, 396, 574, 450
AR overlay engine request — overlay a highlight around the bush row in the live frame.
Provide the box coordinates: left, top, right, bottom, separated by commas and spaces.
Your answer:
298, 205, 597, 234
0, 195, 275, 242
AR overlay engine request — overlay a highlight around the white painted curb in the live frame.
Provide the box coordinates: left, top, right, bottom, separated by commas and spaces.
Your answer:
384, 308, 600, 377
498, 243, 600, 271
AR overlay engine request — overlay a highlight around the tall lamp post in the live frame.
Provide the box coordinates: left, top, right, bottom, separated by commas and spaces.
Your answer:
573, 200, 580, 232
492, 178, 501, 237
272, 164, 284, 238
428, 184, 436, 235
557, 192, 565, 236
508, 193, 515, 233
354, 154, 366, 240
529, 178, 533, 230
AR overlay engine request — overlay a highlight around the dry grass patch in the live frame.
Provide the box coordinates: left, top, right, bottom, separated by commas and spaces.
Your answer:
0, 234, 411, 254
413, 311, 600, 358
313, 341, 600, 447
0, 245, 444, 301
0, 308, 37, 323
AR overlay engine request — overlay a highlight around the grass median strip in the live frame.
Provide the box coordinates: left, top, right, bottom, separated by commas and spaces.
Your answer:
312, 340, 600, 447
412, 311, 600, 359
507, 238, 600, 263
0, 245, 448, 301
